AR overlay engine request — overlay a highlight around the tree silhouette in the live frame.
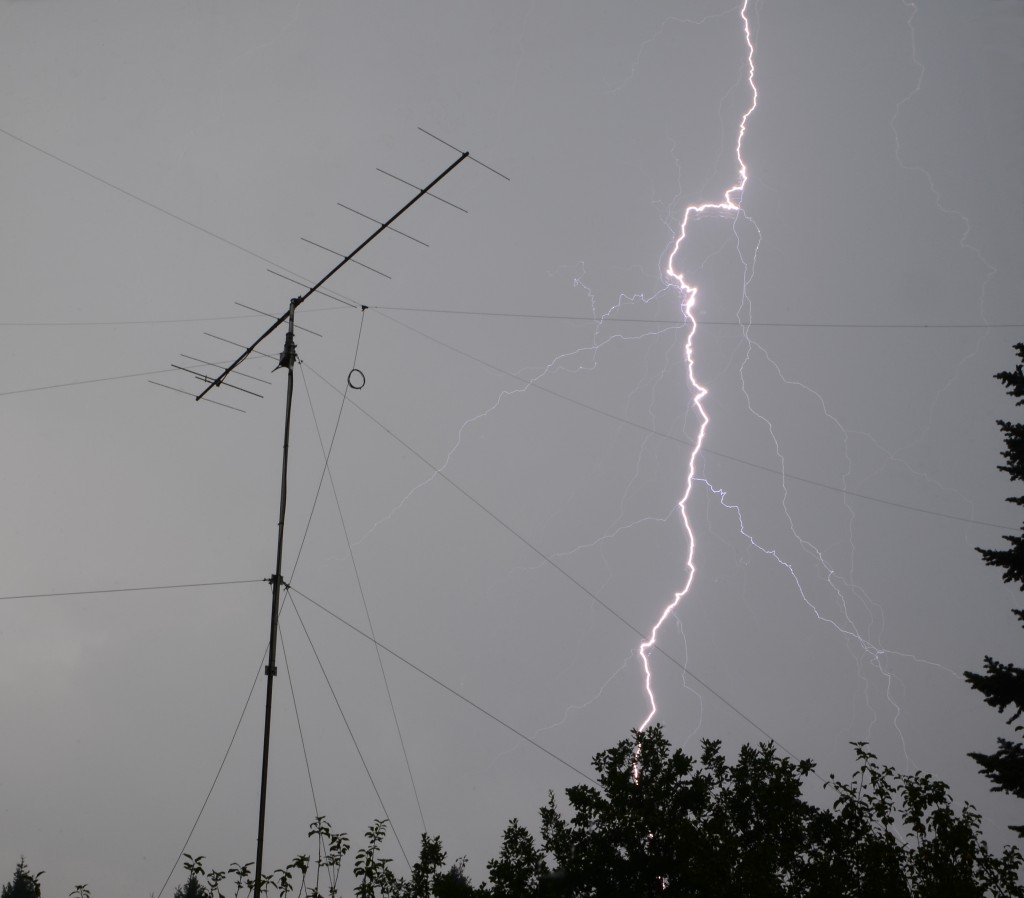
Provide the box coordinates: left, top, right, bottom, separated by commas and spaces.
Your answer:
1, 859, 41, 898
967, 342, 1024, 834
173, 726, 1024, 897
486, 819, 546, 898
536, 726, 1024, 897
173, 873, 211, 898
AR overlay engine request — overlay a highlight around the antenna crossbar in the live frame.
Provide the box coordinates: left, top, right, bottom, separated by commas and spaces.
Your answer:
172, 364, 265, 399
300, 237, 392, 279
376, 168, 469, 213
416, 127, 510, 181
181, 355, 273, 384
204, 332, 278, 360
336, 202, 429, 247
235, 304, 323, 338
264, 270, 359, 308
150, 380, 246, 412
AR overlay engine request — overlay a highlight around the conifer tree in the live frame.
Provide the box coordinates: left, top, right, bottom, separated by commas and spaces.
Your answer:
1, 859, 41, 898
967, 342, 1024, 834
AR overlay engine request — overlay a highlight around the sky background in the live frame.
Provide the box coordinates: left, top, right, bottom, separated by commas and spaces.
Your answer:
1, 1, 1023, 895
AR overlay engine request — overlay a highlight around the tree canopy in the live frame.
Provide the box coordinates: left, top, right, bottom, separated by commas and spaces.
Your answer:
967, 342, 1024, 833
165, 726, 1024, 898
1, 859, 41, 898
535, 727, 1022, 898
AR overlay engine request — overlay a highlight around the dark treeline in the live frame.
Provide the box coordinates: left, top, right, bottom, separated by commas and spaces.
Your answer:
9, 725, 1024, 898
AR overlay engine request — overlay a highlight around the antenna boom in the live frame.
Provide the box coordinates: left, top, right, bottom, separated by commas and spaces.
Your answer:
196, 151, 468, 400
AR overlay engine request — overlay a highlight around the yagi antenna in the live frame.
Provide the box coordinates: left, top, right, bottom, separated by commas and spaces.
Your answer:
156, 134, 506, 898
197, 148, 471, 400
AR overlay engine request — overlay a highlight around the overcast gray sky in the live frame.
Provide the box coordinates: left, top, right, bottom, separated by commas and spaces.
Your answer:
2, 1, 1023, 895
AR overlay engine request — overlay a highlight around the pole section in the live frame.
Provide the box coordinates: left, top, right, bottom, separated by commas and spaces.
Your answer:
254, 298, 298, 897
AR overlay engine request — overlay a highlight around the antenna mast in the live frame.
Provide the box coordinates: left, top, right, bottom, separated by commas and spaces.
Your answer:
244, 155, 469, 895
155, 133, 507, 898
255, 298, 297, 893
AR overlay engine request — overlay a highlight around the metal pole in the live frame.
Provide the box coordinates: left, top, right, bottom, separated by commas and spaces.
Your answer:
254, 298, 298, 897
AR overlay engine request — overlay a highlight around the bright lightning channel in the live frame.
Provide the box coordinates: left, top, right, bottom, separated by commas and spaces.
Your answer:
638, 0, 758, 732
639, 0, 964, 747
352, 0, 963, 757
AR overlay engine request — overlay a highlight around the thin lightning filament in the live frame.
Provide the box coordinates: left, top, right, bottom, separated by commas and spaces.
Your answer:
639, 0, 757, 731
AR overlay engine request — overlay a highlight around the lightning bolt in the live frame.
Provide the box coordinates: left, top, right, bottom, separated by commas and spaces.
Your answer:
639, 0, 968, 754
347, 0, 970, 764
638, 0, 758, 732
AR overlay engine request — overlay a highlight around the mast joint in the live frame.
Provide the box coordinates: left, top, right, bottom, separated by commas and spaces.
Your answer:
266, 573, 290, 590
277, 331, 297, 370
